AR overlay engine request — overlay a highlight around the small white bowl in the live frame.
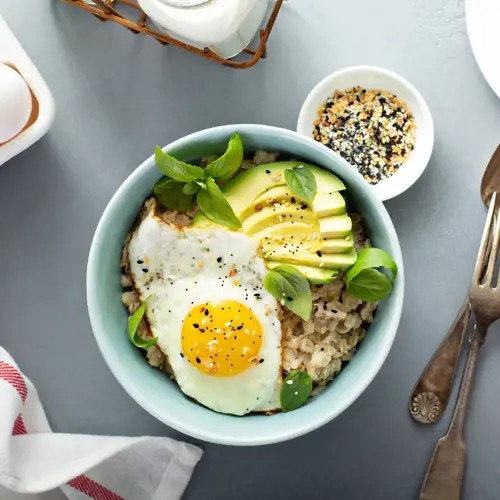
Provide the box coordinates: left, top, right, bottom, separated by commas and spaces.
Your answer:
297, 66, 434, 201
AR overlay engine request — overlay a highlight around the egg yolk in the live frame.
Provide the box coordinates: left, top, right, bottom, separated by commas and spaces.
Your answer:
181, 301, 263, 377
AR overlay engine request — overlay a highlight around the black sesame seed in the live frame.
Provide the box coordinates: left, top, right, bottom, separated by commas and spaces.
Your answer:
204, 309, 209, 316
142, 268, 148, 273
316, 251, 322, 257
180, 353, 184, 358
217, 257, 222, 263
196, 357, 201, 364
137, 260, 144, 264
265, 169, 271, 174
193, 323, 199, 328
199, 328, 205, 333
259, 359, 264, 364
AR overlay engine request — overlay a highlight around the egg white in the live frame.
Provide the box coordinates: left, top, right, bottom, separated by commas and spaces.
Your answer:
0, 65, 32, 143
127, 200, 283, 416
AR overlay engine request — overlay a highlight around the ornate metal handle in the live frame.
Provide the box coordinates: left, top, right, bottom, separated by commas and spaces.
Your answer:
409, 299, 471, 424
419, 325, 486, 499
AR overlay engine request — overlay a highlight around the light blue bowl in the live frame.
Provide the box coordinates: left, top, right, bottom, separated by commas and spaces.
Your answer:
87, 125, 404, 446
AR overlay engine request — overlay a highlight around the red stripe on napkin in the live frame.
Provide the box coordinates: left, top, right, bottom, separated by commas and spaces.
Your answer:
12, 414, 27, 435
67, 475, 125, 500
0, 361, 28, 402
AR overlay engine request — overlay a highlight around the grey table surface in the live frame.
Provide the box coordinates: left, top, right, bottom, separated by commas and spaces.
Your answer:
1, 0, 500, 499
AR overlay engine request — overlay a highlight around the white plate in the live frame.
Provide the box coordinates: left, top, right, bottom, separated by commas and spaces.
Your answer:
466, 0, 500, 99
297, 66, 434, 201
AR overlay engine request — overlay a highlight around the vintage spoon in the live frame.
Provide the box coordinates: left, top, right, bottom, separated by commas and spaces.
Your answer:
409, 145, 500, 424
420, 191, 500, 499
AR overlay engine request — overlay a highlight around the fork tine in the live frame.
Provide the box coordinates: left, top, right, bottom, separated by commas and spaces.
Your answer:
473, 191, 497, 285
484, 193, 500, 286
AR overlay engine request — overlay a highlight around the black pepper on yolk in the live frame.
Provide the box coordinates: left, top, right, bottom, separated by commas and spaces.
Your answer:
181, 301, 263, 377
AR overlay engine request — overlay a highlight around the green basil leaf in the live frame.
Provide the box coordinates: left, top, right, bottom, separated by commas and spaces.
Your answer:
195, 180, 207, 190
154, 146, 205, 182
196, 177, 242, 229
281, 370, 313, 412
347, 268, 393, 302
182, 181, 200, 195
263, 265, 312, 321
128, 296, 158, 349
153, 177, 195, 211
204, 132, 244, 181
284, 165, 317, 202
347, 248, 398, 282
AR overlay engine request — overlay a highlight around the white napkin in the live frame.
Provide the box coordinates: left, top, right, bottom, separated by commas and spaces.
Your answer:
0, 347, 203, 500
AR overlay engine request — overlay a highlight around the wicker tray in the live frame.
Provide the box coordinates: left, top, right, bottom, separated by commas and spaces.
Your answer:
59, 0, 284, 69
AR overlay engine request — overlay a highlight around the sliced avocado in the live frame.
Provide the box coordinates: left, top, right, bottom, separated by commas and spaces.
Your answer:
253, 185, 296, 206
254, 222, 319, 243
318, 237, 354, 254
192, 161, 345, 227
313, 193, 346, 217
266, 261, 339, 285
242, 205, 317, 236
263, 231, 353, 255
250, 188, 346, 219
264, 246, 357, 270
319, 214, 353, 239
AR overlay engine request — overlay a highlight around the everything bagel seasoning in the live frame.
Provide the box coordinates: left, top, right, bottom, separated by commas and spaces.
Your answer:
313, 87, 416, 184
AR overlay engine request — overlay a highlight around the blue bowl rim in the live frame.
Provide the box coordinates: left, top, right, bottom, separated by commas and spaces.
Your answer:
87, 124, 404, 445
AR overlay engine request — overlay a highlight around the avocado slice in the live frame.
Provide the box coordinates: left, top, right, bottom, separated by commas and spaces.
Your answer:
266, 262, 339, 285
319, 214, 353, 239
318, 237, 354, 254
242, 205, 317, 236
250, 188, 346, 219
262, 228, 354, 255
254, 222, 319, 246
264, 246, 357, 270
192, 161, 345, 227
313, 193, 346, 218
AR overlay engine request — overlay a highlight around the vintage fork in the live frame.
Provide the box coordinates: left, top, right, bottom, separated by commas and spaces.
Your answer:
420, 191, 500, 500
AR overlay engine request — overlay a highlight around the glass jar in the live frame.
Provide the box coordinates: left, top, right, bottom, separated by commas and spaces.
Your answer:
137, 0, 270, 59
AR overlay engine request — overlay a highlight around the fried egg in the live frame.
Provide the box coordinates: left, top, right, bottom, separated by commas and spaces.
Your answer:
127, 199, 283, 416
